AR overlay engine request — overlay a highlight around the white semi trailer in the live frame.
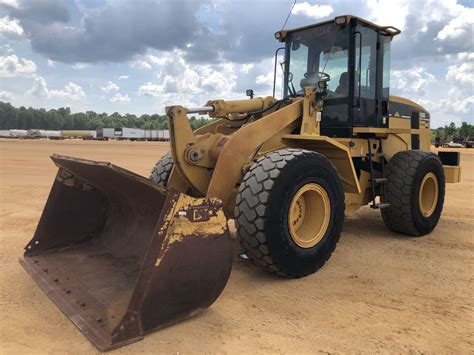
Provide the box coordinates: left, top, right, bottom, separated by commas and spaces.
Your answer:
9, 129, 28, 138
143, 129, 170, 141
0, 130, 13, 138
144, 129, 159, 141
28, 130, 61, 139
96, 128, 115, 141
114, 127, 145, 141
161, 129, 170, 141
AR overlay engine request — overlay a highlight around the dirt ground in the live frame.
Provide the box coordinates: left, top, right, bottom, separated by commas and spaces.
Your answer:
0, 139, 472, 354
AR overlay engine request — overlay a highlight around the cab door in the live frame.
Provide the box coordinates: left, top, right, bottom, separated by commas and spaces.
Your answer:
352, 24, 390, 128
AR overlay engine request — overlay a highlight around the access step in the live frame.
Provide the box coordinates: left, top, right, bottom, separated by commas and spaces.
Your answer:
370, 178, 388, 183
370, 202, 391, 209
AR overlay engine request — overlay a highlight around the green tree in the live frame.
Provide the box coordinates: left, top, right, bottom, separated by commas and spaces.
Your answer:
0, 101, 214, 131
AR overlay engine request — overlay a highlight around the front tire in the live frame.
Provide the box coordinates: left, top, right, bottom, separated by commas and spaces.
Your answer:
235, 149, 345, 278
382, 150, 445, 236
149, 152, 174, 187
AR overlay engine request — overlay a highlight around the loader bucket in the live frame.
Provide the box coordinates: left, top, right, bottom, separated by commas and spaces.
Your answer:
20, 155, 233, 351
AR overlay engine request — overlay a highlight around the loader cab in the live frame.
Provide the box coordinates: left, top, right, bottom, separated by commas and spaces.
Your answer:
277, 16, 400, 137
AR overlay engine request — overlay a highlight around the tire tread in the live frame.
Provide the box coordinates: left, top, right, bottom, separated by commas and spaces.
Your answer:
381, 150, 444, 236
235, 148, 342, 277
150, 152, 173, 187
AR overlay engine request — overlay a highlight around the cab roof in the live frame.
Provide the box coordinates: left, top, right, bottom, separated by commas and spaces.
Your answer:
275, 15, 401, 42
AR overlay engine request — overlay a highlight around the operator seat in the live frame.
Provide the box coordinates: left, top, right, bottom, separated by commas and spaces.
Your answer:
335, 72, 348, 95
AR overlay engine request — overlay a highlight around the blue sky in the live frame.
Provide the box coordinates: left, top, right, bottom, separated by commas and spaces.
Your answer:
0, 0, 472, 128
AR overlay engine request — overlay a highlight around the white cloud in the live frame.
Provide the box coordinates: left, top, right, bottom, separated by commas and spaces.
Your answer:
444, 52, 474, 62
421, 87, 473, 115
436, 8, 474, 41
71, 62, 90, 70
138, 82, 163, 97
47, 59, 56, 67
255, 72, 273, 86
0, 54, 37, 77
26, 76, 49, 98
139, 50, 237, 97
117, 75, 129, 80
0, 90, 13, 101
427, 61, 474, 116
0, 44, 13, 55
110, 93, 130, 103
50, 82, 86, 101
421, 55, 473, 117
146, 54, 169, 66
0, 0, 20, 8
131, 60, 151, 70
200, 63, 237, 92
138, 52, 279, 110
446, 62, 474, 87
367, 0, 409, 31
251, 58, 283, 96
443, 88, 473, 114
416, 54, 473, 122
391, 67, 436, 96
130, 53, 175, 71
0, 16, 23, 39
100, 81, 119, 93
240, 64, 254, 74
457, 52, 474, 61
292, 3, 333, 19
26, 76, 86, 101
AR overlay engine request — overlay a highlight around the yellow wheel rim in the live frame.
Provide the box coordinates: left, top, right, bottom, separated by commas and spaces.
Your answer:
288, 183, 331, 249
419, 172, 439, 217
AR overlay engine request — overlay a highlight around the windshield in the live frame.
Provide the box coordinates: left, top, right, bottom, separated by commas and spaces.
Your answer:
284, 23, 349, 97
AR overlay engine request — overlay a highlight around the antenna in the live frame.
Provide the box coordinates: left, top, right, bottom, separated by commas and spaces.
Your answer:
281, 0, 297, 30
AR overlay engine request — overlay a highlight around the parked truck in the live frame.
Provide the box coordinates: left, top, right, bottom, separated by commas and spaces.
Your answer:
60, 130, 96, 140
160, 129, 170, 141
0, 130, 13, 138
144, 129, 160, 141
96, 128, 115, 141
28, 129, 61, 139
114, 127, 145, 140
144, 129, 170, 141
9, 129, 28, 138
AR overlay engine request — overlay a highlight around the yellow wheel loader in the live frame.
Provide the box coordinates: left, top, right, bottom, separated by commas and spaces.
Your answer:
21, 15, 461, 350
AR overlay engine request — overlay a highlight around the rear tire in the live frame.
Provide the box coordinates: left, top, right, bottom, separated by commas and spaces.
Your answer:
150, 152, 174, 187
235, 149, 345, 278
382, 150, 445, 236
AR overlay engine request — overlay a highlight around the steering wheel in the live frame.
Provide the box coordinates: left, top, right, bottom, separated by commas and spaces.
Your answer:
304, 71, 330, 81
300, 71, 331, 92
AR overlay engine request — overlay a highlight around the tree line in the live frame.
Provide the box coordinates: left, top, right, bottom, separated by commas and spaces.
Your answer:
0, 101, 472, 140
0, 101, 211, 131
431, 122, 474, 142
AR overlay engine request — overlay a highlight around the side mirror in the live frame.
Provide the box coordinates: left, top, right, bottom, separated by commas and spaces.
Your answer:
246, 89, 254, 99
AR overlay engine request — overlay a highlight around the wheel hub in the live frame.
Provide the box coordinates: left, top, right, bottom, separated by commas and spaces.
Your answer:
288, 183, 330, 248
419, 172, 439, 217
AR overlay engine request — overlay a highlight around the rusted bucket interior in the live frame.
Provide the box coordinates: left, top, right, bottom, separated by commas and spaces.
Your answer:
21, 155, 168, 345
20, 155, 233, 351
